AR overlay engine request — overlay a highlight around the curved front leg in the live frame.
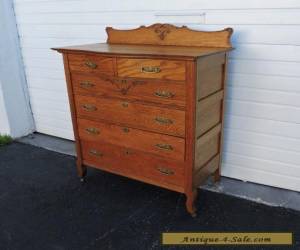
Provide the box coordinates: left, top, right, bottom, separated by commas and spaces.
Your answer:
77, 159, 87, 180
185, 189, 198, 217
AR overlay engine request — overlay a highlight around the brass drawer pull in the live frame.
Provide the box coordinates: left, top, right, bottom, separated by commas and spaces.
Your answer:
85, 127, 100, 135
141, 66, 161, 73
89, 149, 103, 157
82, 104, 97, 111
155, 144, 173, 151
155, 117, 173, 125
157, 167, 174, 176
85, 60, 97, 69
154, 90, 174, 99
80, 81, 95, 88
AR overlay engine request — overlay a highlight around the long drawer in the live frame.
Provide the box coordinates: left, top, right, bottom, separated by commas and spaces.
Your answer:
74, 95, 185, 137
77, 118, 185, 161
81, 140, 185, 190
117, 58, 186, 81
72, 73, 185, 107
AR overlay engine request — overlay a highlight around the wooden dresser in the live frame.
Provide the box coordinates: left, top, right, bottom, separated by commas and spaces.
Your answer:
53, 24, 233, 216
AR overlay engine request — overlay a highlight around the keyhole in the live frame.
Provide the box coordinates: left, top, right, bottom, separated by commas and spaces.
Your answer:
122, 102, 129, 108
123, 127, 130, 133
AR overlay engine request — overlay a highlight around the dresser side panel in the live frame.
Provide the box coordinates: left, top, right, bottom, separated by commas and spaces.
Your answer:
194, 53, 227, 186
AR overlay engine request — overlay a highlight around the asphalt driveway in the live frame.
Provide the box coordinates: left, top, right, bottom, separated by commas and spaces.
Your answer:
0, 142, 299, 250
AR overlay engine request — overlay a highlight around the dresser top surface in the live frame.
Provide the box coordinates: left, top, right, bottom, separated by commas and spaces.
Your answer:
53, 43, 232, 59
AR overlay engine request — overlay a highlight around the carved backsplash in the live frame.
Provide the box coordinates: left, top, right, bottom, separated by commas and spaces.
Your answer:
106, 23, 233, 48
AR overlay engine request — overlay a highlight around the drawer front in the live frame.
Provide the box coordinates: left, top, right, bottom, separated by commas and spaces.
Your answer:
75, 95, 185, 137
72, 73, 185, 107
117, 58, 186, 81
68, 54, 114, 74
77, 118, 185, 161
81, 140, 184, 188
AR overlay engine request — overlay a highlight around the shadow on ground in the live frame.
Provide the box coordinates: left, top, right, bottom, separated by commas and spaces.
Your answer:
0, 142, 299, 250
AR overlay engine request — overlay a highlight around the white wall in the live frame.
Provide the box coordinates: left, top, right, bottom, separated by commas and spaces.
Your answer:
0, 0, 35, 138
0, 82, 10, 135
12, 0, 300, 191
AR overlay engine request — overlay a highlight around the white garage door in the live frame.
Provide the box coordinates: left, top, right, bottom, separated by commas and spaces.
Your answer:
13, 0, 300, 192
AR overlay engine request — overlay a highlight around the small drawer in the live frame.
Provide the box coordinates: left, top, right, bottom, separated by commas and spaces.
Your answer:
68, 54, 114, 74
117, 58, 186, 81
74, 95, 185, 137
77, 118, 185, 161
81, 140, 184, 189
72, 73, 185, 107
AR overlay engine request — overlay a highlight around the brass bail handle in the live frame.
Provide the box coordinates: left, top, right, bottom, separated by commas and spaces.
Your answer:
89, 149, 103, 157
80, 81, 95, 88
82, 104, 97, 111
85, 60, 98, 69
155, 144, 173, 151
154, 90, 174, 99
157, 167, 174, 176
141, 66, 161, 73
85, 127, 100, 135
155, 117, 173, 125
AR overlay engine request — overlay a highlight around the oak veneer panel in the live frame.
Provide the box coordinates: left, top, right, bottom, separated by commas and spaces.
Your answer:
194, 154, 220, 187
197, 65, 223, 100
196, 91, 223, 137
72, 73, 185, 107
77, 118, 185, 161
195, 124, 221, 171
81, 140, 185, 191
117, 58, 186, 81
74, 95, 185, 137
197, 53, 225, 71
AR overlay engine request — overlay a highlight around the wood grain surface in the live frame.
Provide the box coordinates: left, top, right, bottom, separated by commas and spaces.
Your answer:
72, 73, 186, 107
74, 95, 186, 137
77, 118, 185, 161
107, 23, 233, 48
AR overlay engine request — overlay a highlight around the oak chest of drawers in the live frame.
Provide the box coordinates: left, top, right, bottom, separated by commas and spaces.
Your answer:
53, 24, 233, 216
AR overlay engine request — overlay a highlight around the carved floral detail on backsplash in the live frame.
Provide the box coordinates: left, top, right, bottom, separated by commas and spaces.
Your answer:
140, 23, 187, 40
153, 24, 172, 40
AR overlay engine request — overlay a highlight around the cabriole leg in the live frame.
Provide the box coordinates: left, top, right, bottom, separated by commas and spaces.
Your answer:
185, 189, 198, 217
77, 160, 87, 182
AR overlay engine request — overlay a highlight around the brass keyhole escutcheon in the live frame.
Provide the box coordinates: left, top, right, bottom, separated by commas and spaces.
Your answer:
122, 102, 129, 108
122, 127, 130, 133
124, 149, 132, 155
